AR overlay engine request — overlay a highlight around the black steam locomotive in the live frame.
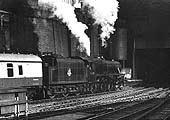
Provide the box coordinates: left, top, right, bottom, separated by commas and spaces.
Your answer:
41, 54, 125, 99
0, 53, 125, 99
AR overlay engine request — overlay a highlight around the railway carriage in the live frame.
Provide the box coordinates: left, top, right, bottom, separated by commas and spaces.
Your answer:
0, 54, 42, 88
0, 54, 43, 99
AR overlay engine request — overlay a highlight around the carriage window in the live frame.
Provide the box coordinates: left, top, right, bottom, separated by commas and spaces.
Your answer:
7, 63, 13, 77
7, 63, 13, 67
18, 65, 23, 75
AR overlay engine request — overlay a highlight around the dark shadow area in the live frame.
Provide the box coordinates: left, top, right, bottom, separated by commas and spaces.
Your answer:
0, 0, 39, 54
136, 48, 170, 88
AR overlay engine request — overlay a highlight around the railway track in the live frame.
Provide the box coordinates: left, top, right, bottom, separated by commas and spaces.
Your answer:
29, 88, 129, 104
135, 92, 170, 120
78, 89, 170, 120
2, 87, 169, 120
29, 86, 135, 104
78, 99, 162, 120
28, 87, 155, 114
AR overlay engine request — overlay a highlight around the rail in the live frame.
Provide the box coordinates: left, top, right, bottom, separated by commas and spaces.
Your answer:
135, 91, 170, 120
76, 88, 170, 120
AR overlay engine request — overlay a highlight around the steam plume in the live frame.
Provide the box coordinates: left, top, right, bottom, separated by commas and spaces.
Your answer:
83, 0, 119, 46
38, 0, 90, 56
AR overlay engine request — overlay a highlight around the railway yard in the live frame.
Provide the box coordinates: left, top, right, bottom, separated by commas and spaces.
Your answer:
1, 85, 170, 120
0, 1, 170, 120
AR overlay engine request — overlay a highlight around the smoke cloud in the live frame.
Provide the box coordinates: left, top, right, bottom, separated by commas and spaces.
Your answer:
83, 0, 119, 46
38, 0, 90, 56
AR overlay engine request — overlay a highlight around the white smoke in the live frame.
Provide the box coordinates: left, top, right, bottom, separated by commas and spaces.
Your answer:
83, 0, 119, 46
38, 0, 90, 56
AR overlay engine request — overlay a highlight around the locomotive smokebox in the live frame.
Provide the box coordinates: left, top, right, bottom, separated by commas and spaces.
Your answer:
112, 28, 127, 60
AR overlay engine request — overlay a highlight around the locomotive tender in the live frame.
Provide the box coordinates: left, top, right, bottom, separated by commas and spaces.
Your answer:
0, 53, 125, 99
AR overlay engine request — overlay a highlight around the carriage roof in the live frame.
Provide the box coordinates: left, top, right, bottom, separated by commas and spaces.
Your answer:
0, 54, 42, 62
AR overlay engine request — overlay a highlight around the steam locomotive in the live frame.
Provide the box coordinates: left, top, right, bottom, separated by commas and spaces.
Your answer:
0, 53, 125, 99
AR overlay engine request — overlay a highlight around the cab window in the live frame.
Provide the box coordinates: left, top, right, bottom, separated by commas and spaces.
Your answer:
7, 63, 13, 77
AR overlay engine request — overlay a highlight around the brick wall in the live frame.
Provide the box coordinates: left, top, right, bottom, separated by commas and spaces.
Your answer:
35, 18, 55, 54
52, 20, 69, 57
34, 18, 69, 57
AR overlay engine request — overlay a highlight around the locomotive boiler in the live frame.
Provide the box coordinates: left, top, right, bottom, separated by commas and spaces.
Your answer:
0, 53, 125, 99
